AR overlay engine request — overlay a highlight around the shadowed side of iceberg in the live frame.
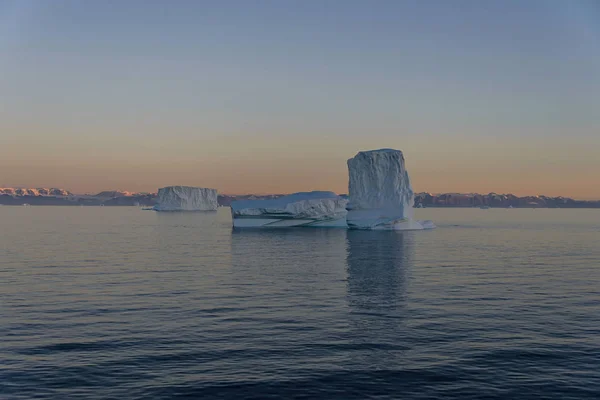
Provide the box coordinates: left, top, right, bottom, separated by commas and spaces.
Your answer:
231, 191, 348, 228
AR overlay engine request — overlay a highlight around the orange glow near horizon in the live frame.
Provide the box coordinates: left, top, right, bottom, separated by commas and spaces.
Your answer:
1, 1, 599, 200
2, 135, 599, 200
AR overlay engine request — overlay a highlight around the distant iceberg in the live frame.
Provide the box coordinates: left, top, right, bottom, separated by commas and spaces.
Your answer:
154, 186, 217, 211
231, 191, 348, 228
347, 149, 435, 230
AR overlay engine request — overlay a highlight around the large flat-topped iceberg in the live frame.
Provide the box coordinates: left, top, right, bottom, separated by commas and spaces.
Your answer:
231, 191, 348, 228
347, 149, 435, 230
154, 186, 218, 211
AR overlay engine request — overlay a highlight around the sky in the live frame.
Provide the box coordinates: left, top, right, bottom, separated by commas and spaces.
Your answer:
1, 0, 599, 198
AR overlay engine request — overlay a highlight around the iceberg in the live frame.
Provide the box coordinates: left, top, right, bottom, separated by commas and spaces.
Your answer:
154, 186, 218, 211
347, 149, 435, 230
231, 191, 348, 228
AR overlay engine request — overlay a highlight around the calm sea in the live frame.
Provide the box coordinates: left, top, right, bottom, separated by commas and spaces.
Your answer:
1, 207, 599, 399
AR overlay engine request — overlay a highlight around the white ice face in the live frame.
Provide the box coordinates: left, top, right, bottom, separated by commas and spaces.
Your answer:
347, 149, 434, 230
154, 186, 218, 211
347, 148, 415, 215
230, 191, 348, 228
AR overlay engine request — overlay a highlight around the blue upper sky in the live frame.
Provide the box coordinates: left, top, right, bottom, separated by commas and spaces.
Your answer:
1, 0, 599, 197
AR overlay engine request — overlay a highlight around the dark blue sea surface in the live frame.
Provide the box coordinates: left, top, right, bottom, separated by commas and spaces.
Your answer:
1, 207, 599, 399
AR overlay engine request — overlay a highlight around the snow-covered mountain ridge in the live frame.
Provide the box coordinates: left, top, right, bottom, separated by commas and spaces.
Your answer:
0, 188, 72, 196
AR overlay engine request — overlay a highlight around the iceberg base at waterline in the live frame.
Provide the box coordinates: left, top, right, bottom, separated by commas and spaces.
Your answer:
230, 191, 348, 228
346, 208, 436, 230
233, 217, 348, 228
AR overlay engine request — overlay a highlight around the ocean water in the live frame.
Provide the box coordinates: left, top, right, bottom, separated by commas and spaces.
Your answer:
1, 207, 599, 399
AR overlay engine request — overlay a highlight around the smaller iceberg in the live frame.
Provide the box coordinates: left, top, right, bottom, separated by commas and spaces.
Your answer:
154, 186, 218, 211
231, 191, 348, 228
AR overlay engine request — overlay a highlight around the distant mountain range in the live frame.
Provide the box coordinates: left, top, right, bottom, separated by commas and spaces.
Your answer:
0, 187, 72, 197
0, 188, 598, 208
414, 192, 600, 208
0, 188, 155, 206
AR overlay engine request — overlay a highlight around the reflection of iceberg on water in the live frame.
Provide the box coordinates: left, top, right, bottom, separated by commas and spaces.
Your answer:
153, 186, 218, 211
346, 230, 411, 312
344, 230, 413, 368
347, 149, 435, 230
230, 191, 348, 228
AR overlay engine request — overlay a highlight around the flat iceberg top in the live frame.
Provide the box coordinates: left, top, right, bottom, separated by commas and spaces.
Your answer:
231, 191, 341, 212
160, 185, 209, 191
355, 148, 403, 155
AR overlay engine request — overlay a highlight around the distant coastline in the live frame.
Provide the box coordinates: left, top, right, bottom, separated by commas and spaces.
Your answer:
413, 193, 600, 209
1, 188, 599, 208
